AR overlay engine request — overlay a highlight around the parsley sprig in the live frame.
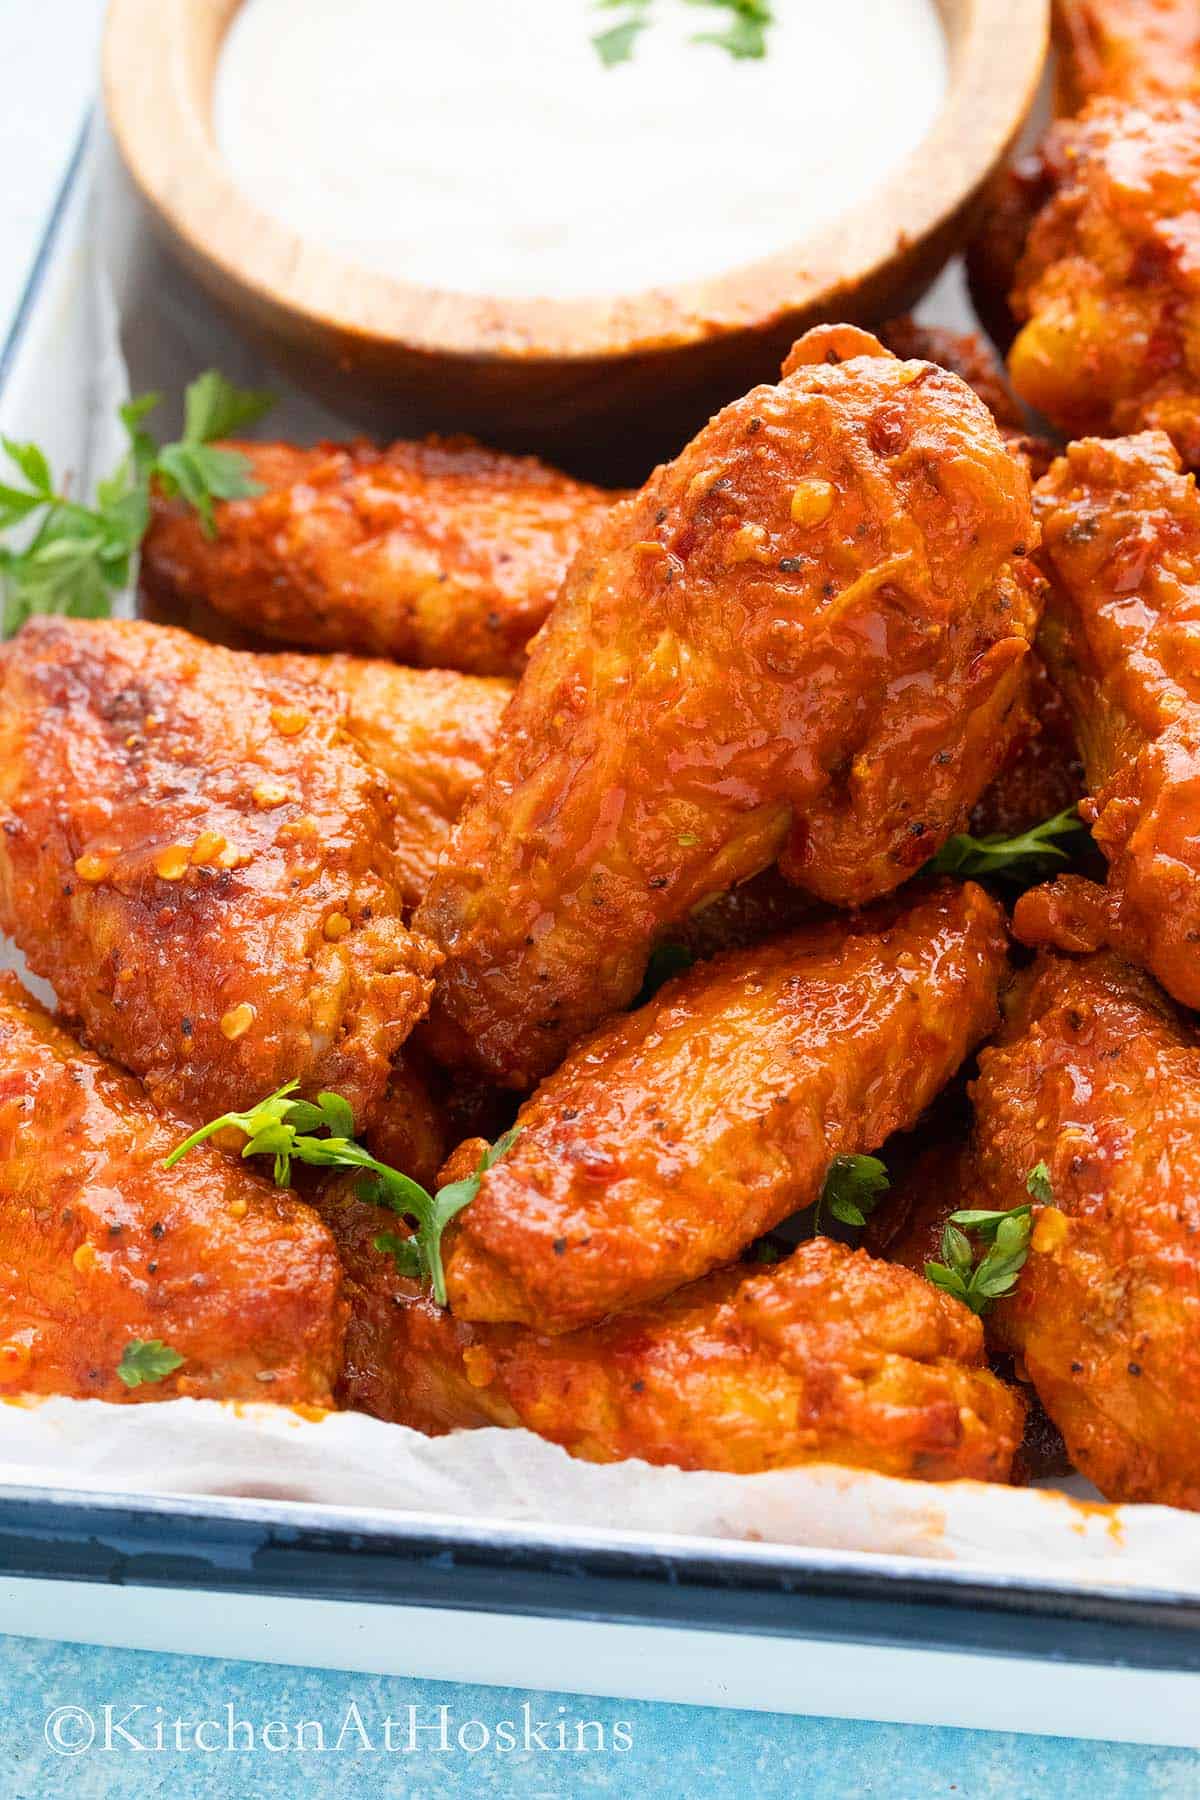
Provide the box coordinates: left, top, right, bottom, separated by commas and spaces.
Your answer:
814, 1153, 890, 1233
1, 371, 273, 636
925, 805, 1086, 885
164, 1083, 518, 1306
592, 0, 774, 66
117, 1338, 184, 1389
924, 1164, 1048, 1315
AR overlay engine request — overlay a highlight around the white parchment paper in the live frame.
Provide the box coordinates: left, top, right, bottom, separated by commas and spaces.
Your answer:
2, 129, 1195, 1589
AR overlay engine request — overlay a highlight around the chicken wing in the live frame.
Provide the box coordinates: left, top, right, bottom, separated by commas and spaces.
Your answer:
1008, 100, 1200, 465
139, 438, 619, 679
323, 1190, 1023, 1481
0, 618, 437, 1123
415, 325, 1039, 1086
0, 975, 344, 1403
259, 653, 511, 913
967, 653, 1083, 840
1053, 0, 1200, 113
1030, 431, 1200, 1008
969, 947, 1200, 1509
436, 882, 1007, 1334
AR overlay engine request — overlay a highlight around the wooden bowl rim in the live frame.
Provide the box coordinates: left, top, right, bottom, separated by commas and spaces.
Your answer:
103, 0, 1049, 366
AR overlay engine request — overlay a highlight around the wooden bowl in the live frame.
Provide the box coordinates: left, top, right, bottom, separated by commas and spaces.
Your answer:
104, 0, 1048, 479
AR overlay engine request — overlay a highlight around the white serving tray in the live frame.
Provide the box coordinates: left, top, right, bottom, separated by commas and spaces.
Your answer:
4, 121, 1200, 1746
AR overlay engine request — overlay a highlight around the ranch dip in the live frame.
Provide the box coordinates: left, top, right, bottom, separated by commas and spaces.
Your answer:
215, 0, 948, 301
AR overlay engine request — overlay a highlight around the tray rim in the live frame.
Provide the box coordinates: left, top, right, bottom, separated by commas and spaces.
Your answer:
3, 115, 1200, 1672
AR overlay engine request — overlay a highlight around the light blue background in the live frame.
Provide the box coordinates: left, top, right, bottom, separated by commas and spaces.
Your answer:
1, 1632, 1198, 1799
3, 5, 1200, 1795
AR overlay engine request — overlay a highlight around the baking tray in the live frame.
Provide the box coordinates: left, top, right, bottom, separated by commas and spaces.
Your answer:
4, 119, 1200, 1747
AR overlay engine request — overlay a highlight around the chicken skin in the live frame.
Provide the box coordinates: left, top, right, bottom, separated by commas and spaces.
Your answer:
259, 653, 512, 913
322, 1190, 1023, 1481
415, 325, 1039, 1086
1031, 431, 1200, 1008
969, 948, 1200, 1510
0, 618, 437, 1123
140, 438, 619, 679
1053, 0, 1200, 113
967, 653, 1083, 840
437, 883, 1008, 1334
1008, 100, 1200, 466
0, 976, 344, 1403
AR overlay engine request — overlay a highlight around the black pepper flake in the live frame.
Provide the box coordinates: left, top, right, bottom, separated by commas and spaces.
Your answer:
747, 417, 762, 435
648, 875, 668, 890
631, 1380, 646, 1393
180, 1017, 193, 1037
1070, 1361, 1084, 1374
151, 1221, 165, 1240
779, 557, 802, 573
655, 507, 668, 524
62, 882, 74, 897
1128, 1361, 1143, 1377
147, 1261, 158, 1275
561, 1107, 579, 1121
553, 1237, 568, 1256
108, 1223, 123, 1236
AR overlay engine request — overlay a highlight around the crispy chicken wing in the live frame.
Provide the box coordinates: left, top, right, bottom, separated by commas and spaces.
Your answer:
1009, 100, 1200, 465
0, 976, 344, 1403
1030, 431, 1200, 1007
259, 653, 511, 913
415, 325, 1039, 1085
436, 883, 1007, 1334
967, 653, 1083, 840
1053, 0, 1200, 113
969, 948, 1200, 1509
322, 1190, 1023, 1480
140, 438, 619, 678
0, 618, 438, 1122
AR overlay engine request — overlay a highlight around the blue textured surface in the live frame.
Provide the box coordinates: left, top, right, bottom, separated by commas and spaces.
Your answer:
0, 1635, 1197, 1798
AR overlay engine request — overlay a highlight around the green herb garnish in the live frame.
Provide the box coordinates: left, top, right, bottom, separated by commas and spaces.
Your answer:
1, 371, 273, 635
925, 1204, 1034, 1316
1025, 1161, 1054, 1204
814, 1153, 890, 1233
924, 805, 1086, 885
164, 1083, 519, 1306
592, 0, 774, 66
117, 1338, 185, 1389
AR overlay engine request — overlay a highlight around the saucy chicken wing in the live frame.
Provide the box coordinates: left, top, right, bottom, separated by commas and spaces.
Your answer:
259, 653, 512, 912
415, 325, 1039, 1086
969, 948, 1200, 1510
1031, 431, 1200, 1008
140, 438, 619, 678
0, 975, 344, 1403
437, 882, 1007, 1334
1053, 0, 1200, 113
0, 618, 438, 1123
1008, 100, 1200, 465
323, 1191, 1023, 1481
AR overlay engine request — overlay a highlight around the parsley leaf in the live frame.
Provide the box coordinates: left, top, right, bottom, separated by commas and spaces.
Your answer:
117, 1338, 185, 1388
925, 1205, 1033, 1316
1025, 1162, 1053, 1203
165, 1085, 519, 1306
0, 371, 274, 633
924, 805, 1086, 886
814, 1153, 890, 1232
592, 0, 774, 64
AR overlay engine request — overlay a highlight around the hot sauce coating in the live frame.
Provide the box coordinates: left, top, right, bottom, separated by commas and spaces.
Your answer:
1009, 100, 1200, 467
1052, 0, 1200, 113
0, 976, 345, 1404
323, 1191, 1023, 1481
139, 437, 619, 678
259, 653, 512, 912
1031, 431, 1200, 1008
970, 949, 1200, 1510
415, 326, 1039, 1086
0, 618, 438, 1123
438, 883, 1008, 1334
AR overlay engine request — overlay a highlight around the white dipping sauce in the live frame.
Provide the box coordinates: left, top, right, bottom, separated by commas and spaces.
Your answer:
215, 0, 947, 301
